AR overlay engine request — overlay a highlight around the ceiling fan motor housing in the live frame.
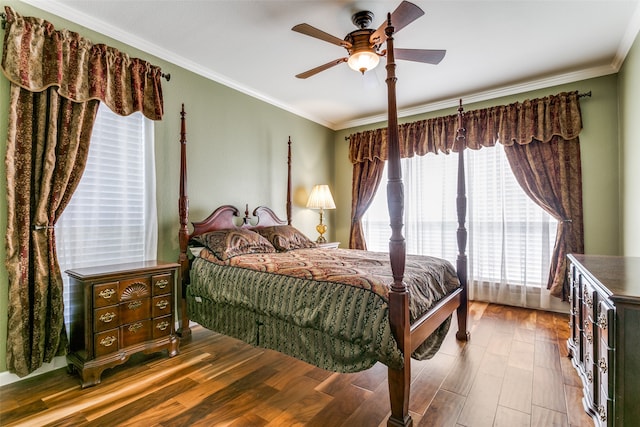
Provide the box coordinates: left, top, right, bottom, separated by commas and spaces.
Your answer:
345, 29, 377, 55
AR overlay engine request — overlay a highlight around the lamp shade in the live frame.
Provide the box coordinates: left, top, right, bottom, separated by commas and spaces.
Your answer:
306, 185, 336, 210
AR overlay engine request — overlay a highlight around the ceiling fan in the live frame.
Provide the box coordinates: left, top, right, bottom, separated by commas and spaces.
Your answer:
292, 1, 446, 79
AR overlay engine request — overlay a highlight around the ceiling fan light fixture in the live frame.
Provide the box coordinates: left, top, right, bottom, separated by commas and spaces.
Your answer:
347, 50, 379, 74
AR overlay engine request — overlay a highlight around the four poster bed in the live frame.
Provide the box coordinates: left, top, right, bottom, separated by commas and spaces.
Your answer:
176, 21, 469, 427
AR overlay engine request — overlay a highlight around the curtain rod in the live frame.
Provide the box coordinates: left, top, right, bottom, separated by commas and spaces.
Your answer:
344, 91, 592, 141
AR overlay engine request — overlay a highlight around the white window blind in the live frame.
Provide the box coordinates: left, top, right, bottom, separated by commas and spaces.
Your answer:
363, 144, 561, 310
57, 103, 157, 326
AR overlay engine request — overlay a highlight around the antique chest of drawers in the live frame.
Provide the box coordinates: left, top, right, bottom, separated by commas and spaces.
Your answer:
66, 260, 180, 387
567, 254, 640, 426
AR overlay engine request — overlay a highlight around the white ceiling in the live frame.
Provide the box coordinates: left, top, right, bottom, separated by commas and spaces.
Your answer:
19, 0, 640, 130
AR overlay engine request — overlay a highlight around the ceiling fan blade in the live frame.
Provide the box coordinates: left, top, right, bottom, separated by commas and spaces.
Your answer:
370, 1, 425, 46
292, 23, 352, 48
394, 48, 446, 64
295, 58, 348, 79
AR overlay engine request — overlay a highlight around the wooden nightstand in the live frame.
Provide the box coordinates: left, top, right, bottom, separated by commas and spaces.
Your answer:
66, 260, 180, 387
317, 241, 340, 249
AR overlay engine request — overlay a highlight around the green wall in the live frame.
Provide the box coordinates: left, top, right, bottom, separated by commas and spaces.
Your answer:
619, 30, 640, 256
333, 75, 622, 258
0, 1, 333, 375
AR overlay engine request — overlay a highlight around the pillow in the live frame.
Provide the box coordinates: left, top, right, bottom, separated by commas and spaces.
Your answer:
254, 225, 317, 251
192, 228, 275, 260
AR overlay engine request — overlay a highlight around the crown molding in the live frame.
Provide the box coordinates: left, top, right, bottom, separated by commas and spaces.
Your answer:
612, 0, 640, 70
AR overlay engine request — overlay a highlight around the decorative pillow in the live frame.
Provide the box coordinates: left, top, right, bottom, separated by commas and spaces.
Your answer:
192, 228, 275, 261
254, 225, 317, 252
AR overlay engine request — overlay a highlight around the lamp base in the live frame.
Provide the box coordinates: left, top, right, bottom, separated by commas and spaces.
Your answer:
315, 220, 328, 244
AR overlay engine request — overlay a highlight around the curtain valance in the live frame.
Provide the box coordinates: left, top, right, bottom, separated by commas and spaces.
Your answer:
1, 6, 164, 120
349, 91, 582, 164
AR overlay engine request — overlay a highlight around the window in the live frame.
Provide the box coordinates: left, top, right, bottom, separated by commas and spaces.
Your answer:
363, 144, 560, 309
57, 103, 157, 326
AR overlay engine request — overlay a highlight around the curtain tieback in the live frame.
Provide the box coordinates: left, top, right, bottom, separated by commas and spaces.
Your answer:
561, 219, 572, 223
33, 225, 55, 230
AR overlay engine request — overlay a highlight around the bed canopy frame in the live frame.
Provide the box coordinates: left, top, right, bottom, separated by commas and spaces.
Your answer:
177, 17, 469, 427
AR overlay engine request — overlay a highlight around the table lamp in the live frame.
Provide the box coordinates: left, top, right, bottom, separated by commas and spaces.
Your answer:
306, 184, 336, 243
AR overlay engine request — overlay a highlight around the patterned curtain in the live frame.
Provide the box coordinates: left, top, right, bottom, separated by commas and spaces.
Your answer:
348, 129, 386, 249
503, 144, 583, 300
347, 91, 584, 298
2, 6, 165, 376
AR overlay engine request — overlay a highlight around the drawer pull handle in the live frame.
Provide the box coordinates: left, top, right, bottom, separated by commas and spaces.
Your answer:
598, 405, 607, 422
587, 370, 593, 383
128, 300, 143, 310
583, 319, 589, 329
586, 332, 592, 344
128, 322, 143, 333
599, 358, 608, 373
99, 289, 116, 299
597, 313, 608, 330
156, 300, 169, 310
156, 321, 169, 331
585, 353, 590, 364
99, 312, 116, 323
155, 279, 169, 289
100, 336, 117, 347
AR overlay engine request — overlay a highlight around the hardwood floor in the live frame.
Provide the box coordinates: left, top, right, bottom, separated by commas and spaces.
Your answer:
0, 302, 594, 427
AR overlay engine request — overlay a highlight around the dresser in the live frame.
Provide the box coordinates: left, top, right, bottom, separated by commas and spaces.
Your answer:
66, 260, 180, 387
567, 254, 640, 426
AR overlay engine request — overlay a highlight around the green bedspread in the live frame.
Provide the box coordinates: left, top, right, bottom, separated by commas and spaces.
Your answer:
187, 248, 459, 372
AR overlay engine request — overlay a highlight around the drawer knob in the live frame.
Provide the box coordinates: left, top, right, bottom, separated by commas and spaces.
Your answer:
155, 279, 169, 289
99, 335, 117, 347
598, 405, 607, 422
99, 312, 116, 323
156, 300, 169, 310
156, 321, 169, 331
597, 313, 608, 330
128, 322, 143, 333
98, 288, 116, 299
599, 358, 608, 373
583, 289, 593, 308
128, 300, 143, 310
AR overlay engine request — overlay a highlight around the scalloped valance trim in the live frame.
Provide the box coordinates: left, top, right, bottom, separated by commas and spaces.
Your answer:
349, 91, 582, 164
1, 6, 164, 120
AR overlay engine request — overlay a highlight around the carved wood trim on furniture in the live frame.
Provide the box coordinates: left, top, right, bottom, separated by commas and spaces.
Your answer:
66, 260, 180, 387
567, 254, 640, 426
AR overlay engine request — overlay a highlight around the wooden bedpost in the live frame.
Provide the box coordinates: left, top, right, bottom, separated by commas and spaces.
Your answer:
287, 136, 292, 225
177, 104, 192, 340
455, 100, 470, 341
384, 16, 412, 427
